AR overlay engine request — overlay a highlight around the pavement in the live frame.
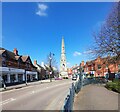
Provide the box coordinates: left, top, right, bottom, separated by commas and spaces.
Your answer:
73, 84, 119, 110
0, 79, 56, 92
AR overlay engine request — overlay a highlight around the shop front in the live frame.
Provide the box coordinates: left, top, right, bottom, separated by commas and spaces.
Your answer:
26, 71, 38, 82
0, 67, 25, 85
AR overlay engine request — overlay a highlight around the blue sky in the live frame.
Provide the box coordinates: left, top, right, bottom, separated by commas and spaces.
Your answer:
2, 2, 114, 68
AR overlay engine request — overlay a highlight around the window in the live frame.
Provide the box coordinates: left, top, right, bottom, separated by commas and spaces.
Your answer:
98, 65, 101, 70
118, 64, 120, 70
106, 64, 108, 69
2, 74, 7, 83
86, 67, 88, 71
91, 66, 93, 70
10, 74, 16, 83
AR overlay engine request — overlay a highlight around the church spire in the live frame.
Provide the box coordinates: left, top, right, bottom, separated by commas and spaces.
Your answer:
61, 36, 65, 54
60, 36, 68, 78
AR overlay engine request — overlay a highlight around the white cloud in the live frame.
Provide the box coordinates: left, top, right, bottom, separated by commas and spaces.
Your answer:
83, 50, 93, 54
36, 3, 48, 16
73, 51, 82, 57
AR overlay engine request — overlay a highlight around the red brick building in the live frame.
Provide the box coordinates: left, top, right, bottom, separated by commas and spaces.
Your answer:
84, 56, 120, 79
84, 60, 95, 77
0, 48, 38, 86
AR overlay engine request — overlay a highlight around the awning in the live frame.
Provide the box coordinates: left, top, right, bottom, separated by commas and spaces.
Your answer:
26, 71, 37, 75
0, 67, 25, 74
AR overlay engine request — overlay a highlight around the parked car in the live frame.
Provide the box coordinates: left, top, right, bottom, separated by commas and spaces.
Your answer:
115, 73, 120, 79
55, 77, 62, 80
72, 74, 77, 80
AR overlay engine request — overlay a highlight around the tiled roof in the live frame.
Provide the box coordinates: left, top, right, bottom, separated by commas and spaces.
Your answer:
0, 48, 31, 63
86, 60, 95, 65
0, 47, 16, 60
6, 50, 16, 60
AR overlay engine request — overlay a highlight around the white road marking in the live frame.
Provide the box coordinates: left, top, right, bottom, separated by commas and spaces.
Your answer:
1, 81, 72, 106
0, 98, 16, 105
2, 86, 33, 93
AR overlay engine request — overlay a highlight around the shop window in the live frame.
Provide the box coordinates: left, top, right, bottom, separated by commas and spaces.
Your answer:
18, 74, 23, 82
2, 75, 7, 83
10, 74, 16, 83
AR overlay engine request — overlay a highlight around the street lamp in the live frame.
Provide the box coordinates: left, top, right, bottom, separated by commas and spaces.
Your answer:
25, 63, 29, 86
105, 66, 109, 82
25, 70, 27, 85
2, 73, 6, 89
49, 52, 55, 82
79, 64, 84, 86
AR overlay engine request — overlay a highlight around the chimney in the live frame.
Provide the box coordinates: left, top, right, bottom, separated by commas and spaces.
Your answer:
13, 48, 18, 56
34, 60, 37, 65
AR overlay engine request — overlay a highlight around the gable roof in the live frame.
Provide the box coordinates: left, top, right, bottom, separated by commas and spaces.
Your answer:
0, 48, 36, 68
0, 50, 6, 55
0, 48, 16, 60
15, 56, 21, 60
21, 56, 29, 62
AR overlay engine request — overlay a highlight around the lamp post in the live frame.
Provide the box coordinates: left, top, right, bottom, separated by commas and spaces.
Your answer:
79, 63, 84, 87
3, 74, 6, 89
25, 70, 27, 85
106, 66, 109, 82
49, 52, 54, 82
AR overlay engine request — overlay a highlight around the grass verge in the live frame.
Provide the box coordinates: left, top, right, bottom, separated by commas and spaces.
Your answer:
105, 79, 120, 93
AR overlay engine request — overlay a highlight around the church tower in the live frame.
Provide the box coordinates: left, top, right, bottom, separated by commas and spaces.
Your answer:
60, 37, 68, 78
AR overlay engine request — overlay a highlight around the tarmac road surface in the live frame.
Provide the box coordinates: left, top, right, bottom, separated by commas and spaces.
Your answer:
1, 79, 73, 110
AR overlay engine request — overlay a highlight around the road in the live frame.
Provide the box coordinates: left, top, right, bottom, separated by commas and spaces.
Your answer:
1, 79, 73, 110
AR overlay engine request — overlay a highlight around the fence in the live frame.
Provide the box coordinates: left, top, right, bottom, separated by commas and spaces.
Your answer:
61, 82, 75, 112
61, 78, 83, 112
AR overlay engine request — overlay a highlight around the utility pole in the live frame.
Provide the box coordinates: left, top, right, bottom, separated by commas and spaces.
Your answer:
49, 52, 52, 82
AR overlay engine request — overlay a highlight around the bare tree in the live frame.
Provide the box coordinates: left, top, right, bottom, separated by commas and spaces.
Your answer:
46, 52, 58, 69
91, 2, 120, 63
45, 52, 59, 77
